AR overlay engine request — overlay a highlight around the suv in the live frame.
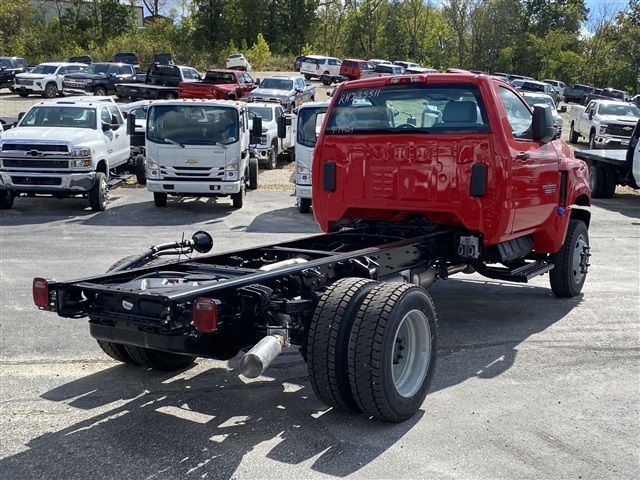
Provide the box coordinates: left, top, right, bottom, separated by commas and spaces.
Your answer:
519, 80, 559, 105
63, 62, 138, 96
226, 53, 251, 71
340, 59, 375, 80
113, 52, 141, 71
14, 62, 87, 98
374, 64, 405, 76
300, 55, 342, 80
393, 61, 420, 70
0, 98, 130, 211
564, 84, 595, 104
0, 57, 29, 90
543, 79, 567, 97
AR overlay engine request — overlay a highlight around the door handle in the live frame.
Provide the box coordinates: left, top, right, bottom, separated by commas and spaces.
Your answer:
115, 133, 119, 138
516, 152, 530, 161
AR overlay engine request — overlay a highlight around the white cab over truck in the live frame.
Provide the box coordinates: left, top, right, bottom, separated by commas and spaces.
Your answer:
14, 62, 87, 98
574, 119, 640, 198
0, 98, 130, 210
292, 101, 328, 213
247, 103, 294, 170
132, 100, 260, 209
569, 100, 640, 149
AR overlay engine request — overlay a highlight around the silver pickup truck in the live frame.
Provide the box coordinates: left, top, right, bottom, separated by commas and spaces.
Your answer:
569, 100, 640, 149
248, 75, 315, 111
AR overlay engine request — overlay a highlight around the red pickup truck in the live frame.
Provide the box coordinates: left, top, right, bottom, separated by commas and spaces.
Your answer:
34, 73, 591, 423
178, 69, 258, 100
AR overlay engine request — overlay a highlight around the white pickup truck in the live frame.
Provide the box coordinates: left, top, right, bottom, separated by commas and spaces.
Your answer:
290, 101, 328, 213
0, 98, 130, 210
574, 119, 640, 198
14, 62, 87, 98
137, 100, 259, 208
569, 100, 640, 149
247, 103, 294, 170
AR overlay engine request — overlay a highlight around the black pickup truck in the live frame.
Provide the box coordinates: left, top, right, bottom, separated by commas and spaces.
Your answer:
114, 64, 201, 100
62, 62, 139, 96
0, 57, 29, 90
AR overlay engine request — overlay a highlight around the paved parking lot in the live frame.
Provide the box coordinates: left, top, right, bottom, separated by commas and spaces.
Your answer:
0, 184, 638, 479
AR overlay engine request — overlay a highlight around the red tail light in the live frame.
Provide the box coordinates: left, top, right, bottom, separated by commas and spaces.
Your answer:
33, 278, 50, 308
192, 297, 218, 333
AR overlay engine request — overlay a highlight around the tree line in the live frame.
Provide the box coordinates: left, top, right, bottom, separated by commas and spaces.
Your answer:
1, 0, 638, 93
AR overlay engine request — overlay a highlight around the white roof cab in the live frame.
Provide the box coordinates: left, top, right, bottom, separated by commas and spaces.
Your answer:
520, 92, 563, 138
226, 53, 251, 72
300, 55, 342, 80
394, 61, 420, 70
369, 59, 392, 66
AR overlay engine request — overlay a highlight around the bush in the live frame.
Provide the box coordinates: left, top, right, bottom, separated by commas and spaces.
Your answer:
246, 33, 271, 70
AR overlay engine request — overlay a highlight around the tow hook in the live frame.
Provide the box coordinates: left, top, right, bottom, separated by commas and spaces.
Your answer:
579, 244, 591, 274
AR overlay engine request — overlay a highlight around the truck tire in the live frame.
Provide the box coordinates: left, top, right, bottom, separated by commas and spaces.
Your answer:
94, 85, 107, 96
307, 278, 378, 412
589, 131, 597, 150
154, 192, 167, 207
96, 340, 140, 365
18, 92, 29, 98
89, 172, 108, 211
0, 190, 14, 210
587, 161, 605, 198
266, 145, 277, 170
135, 154, 146, 185
298, 198, 311, 214
348, 283, 438, 422
248, 157, 259, 190
231, 190, 244, 209
164, 92, 176, 100
569, 123, 579, 143
321, 75, 332, 86
550, 219, 589, 298
304, 74, 312, 81
600, 166, 616, 198
43, 82, 58, 98
123, 345, 196, 371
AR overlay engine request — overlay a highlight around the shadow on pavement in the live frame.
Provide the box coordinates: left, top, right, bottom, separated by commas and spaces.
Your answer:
592, 194, 640, 220
0, 278, 581, 479
246, 206, 319, 233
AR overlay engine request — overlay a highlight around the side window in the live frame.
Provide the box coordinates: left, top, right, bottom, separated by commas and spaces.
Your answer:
328, 59, 336, 66
243, 73, 254, 83
498, 87, 533, 140
120, 65, 132, 75
275, 107, 283, 119
298, 78, 305, 89
100, 107, 112, 124
107, 105, 123, 125
67, 66, 82, 73
57, 67, 67, 75
108, 65, 119, 75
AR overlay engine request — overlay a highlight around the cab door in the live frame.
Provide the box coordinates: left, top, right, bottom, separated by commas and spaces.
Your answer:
496, 86, 560, 234
107, 105, 130, 165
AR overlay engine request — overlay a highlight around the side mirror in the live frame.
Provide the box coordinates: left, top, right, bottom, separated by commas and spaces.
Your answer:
588, 111, 593, 120
250, 116, 262, 144
558, 105, 567, 113
295, 88, 303, 93
122, 111, 128, 119
18, 112, 25, 122
102, 122, 112, 132
276, 116, 287, 138
255, 78, 260, 85
532, 105, 556, 144
111, 114, 118, 125
126, 112, 136, 135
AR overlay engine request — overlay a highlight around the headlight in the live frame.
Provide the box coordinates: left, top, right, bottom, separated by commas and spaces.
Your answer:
73, 159, 91, 168
297, 166, 309, 175
225, 161, 239, 180
296, 166, 311, 185
145, 160, 161, 180
259, 136, 268, 145
71, 148, 91, 158
599, 125, 608, 134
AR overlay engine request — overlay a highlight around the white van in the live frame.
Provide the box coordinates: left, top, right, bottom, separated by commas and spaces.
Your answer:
300, 56, 342, 81
294, 101, 329, 213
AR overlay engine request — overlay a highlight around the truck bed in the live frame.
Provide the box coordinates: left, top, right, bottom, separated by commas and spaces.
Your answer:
574, 148, 627, 165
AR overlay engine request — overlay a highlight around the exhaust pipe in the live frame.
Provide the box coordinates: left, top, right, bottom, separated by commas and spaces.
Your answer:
239, 334, 286, 378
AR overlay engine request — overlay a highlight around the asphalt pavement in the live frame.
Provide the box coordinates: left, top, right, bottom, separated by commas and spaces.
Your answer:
0, 186, 638, 479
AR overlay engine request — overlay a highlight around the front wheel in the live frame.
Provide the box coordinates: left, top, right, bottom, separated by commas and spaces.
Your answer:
589, 131, 597, 150
349, 283, 438, 422
153, 192, 167, 207
550, 219, 590, 297
0, 190, 14, 210
18, 92, 29, 98
304, 74, 312, 81
569, 123, 579, 143
266, 146, 277, 170
231, 190, 243, 209
89, 172, 108, 211
94, 85, 107, 96
298, 197, 311, 214
164, 92, 176, 100
43, 82, 58, 98
135, 154, 146, 185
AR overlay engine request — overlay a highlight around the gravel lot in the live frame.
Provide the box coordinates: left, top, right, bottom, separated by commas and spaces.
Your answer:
0, 75, 638, 479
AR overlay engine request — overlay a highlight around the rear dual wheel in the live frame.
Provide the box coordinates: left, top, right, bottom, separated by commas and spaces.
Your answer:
307, 279, 437, 422
587, 161, 616, 198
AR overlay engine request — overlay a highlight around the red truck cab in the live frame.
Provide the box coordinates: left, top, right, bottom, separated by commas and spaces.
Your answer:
313, 73, 590, 256
179, 69, 258, 100
340, 59, 376, 80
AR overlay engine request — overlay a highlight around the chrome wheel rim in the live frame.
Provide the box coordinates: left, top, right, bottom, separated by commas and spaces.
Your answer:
391, 309, 431, 398
572, 234, 588, 284
588, 164, 597, 192
100, 177, 109, 207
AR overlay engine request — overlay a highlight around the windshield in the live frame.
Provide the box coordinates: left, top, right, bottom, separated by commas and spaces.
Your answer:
31, 64, 58, 75
602, 90, 626, 100
147, 105, 239, 145
598, 104, 640, 116
247, 106, 273, 122
82, 64, 110, 75
205, 72, 236, 84
521, 82, 545, 92
259, 78, 293, 91
298, 107, 328, 147
326, 84, 489, 134
0, 59, 12, 68
20, 106, 96, 128
523, 95, 555, 110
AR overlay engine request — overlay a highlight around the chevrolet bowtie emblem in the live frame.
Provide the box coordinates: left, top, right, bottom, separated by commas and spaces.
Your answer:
623, 126, 632, 131
185, 158, 198, 165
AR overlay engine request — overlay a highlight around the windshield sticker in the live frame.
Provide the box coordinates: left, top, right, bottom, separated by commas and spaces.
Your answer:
338, 89, 381, 105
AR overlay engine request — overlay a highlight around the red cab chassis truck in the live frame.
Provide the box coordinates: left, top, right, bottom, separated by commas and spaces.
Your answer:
33, 74, 591, 422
